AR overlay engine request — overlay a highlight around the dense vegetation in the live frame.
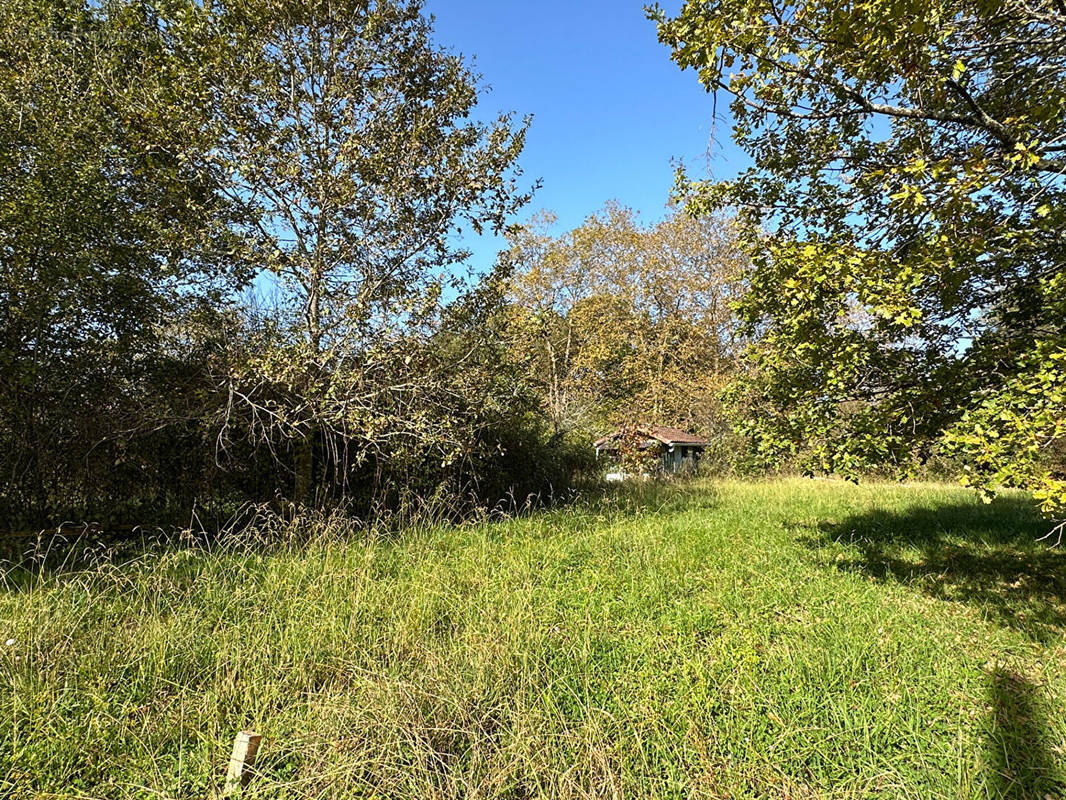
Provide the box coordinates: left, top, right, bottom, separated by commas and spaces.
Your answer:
3, 480, 1063, 798
654, 0, 1066, 518
0, 0, 752, 532
0, 0, 563, 529
4, 0, 1064, 530
503, 203, 746, 445
4, 2, 1065, 797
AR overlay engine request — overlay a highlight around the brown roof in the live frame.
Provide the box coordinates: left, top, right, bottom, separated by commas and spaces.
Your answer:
594, 425, 708, 448
645, 426, 709, 446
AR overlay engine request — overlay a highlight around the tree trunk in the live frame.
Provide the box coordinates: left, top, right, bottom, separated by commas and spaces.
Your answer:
296, 266, 322, 508
294, 429, 315, 507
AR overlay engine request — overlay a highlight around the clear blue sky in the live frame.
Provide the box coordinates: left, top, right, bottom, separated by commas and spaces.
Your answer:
426, 0, 749, 273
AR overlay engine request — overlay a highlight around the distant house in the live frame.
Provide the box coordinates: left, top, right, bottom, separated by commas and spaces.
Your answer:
593, 425, 709, 476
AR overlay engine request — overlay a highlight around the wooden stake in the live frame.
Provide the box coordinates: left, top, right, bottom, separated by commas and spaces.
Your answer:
224, 730, 262, 795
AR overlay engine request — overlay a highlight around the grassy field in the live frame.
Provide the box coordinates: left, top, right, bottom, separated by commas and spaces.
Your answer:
2, 479, 1065, 799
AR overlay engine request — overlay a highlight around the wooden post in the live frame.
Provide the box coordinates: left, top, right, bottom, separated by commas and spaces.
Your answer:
224, 730, 262, 795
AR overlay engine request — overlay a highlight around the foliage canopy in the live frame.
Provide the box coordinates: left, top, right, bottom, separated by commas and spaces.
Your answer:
504, 204, 745, 443
653, 0, 1066, 515
0, 0, 552, 526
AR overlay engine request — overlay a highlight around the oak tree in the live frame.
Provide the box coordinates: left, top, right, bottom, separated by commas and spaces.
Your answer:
654, 0, 1066, 516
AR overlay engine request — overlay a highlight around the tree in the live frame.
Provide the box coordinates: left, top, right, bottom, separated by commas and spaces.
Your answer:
0, 0, 245, 526
185, 0, 532, 504
653, 0, 1066, 515
505, 204, 745, 438
1, 0, 567, 527
503, 208, 637, 435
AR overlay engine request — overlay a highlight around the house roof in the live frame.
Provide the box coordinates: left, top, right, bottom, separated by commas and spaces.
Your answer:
594, 425, 709, 449
644, 426, 709, 446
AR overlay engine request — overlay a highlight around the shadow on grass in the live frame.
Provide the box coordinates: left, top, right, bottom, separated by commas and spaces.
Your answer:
0, 527, 211, 592
800, 495, 1066, 642
986, 667, 1064, 798
1, 479, 715, 593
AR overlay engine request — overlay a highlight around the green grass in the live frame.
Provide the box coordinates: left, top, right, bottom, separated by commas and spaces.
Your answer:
2, 479, 1065, 799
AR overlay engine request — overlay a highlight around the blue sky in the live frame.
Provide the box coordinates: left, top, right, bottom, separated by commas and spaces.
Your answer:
427, 0, 749, 273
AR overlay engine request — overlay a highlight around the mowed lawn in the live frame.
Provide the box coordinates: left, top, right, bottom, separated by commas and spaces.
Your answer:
2, 480, 1065, 799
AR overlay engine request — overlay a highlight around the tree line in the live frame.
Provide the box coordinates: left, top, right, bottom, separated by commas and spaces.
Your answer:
0, 0, 536, 528
4, 0, 1063, 531
1, 0, 752, 530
